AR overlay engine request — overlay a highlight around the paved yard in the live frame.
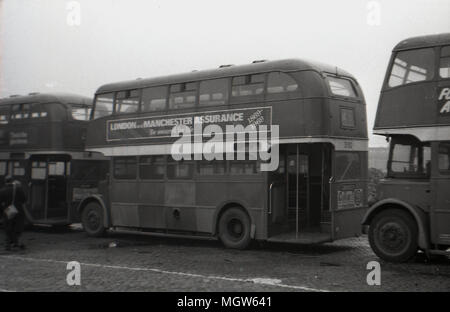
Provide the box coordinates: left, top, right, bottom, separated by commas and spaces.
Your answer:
0, 225, 449, 292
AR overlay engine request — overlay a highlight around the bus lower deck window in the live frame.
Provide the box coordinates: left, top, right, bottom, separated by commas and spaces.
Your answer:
389, 141, 431, 176
0, 161, 7, 175
12, 161, 25, 176
229, 161, 257, 175
438, 142, 450, 174
32, 162, 47, 180
139, 156, 165, 180
113, 157, 137, 179
167, 158, 194, 179
335, 152, 362, 181
440, 46, 450, 79
198, 160, 226, 175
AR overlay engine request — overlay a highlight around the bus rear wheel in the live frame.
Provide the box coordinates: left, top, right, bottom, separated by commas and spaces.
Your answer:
369, 209, 418, 263
218, 207, 252, 250
81, 202, 106, 237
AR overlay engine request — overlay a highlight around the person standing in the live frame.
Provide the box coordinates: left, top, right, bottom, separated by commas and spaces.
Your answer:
1, 176, 28, 251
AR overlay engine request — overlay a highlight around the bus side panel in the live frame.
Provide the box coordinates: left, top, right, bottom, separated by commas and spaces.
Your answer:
271, 98, 327, 139
165, 182, 196, 232
138, 181, 166, 229
110, 180, 139, 227
196, 179, 266, 236
431, 176, 450, 245
328, 99, 368, 139
331, 150, 368, 240
196, 180, 229, 233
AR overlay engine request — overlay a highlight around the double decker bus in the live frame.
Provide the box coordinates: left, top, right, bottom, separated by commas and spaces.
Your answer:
0, 93, 108, 226
363, 33, 450, 262
83, 59, 368, 248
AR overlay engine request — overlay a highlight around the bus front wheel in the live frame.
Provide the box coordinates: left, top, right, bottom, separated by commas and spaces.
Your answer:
81, 202, 106, 237
369, 209, 418, 263
218, 207, 252, 250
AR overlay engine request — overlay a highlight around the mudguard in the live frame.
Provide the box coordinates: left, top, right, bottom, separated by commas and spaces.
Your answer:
76, 194, 110, 228
362, 198, 430, 250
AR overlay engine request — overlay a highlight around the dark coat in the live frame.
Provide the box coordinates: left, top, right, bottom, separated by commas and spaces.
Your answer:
0, 182, 28, 215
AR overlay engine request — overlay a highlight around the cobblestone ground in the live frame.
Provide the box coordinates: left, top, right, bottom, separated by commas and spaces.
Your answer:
0, 225, 449, 292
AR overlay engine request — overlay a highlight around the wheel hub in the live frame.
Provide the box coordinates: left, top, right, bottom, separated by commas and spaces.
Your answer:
228, 218, 244, 239
379, 222, 406, 251
87, 210, 100, 229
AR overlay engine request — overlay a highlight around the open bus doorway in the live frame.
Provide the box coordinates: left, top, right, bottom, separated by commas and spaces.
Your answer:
268, 143, 332, 243
29, 155, 70, 223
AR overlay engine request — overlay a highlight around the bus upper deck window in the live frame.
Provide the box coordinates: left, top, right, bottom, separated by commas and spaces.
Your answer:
199, 78, 229, 107
388, 48, 435, 88
232, 74, 265, 97
72, 106, 91, 120
93, 93, 114, 119
115, 89, 140, 114
0, 109, 9, 124
169, 82, 197, 110
10, 104, 21, 120
267, 72, 298, 94
440, 46, 450, 79
327, 76, 357, 98
142, 86, 168, 112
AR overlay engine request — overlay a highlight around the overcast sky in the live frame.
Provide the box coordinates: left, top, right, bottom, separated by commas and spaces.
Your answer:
0, 0, 449, 146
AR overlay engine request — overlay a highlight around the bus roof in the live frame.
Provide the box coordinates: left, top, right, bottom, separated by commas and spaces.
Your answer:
95, 58, 354, 94
0, 92, 92, 107
393, 33, 450, 51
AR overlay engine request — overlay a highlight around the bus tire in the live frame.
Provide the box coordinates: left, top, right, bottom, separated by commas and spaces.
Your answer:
218, 207, 252, 250
81, 202, 106, 237
369, 209, 418, 263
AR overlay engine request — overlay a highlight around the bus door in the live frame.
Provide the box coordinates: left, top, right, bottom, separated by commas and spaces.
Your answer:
330, 151, 367, 240
269, 144, 333, 239
29, 160, 47, 220
29, 156, 70, 221
431, 142, 450, 246
267, 144, 308, 238
47, 159, 69, 219
286, 145, 309, 235
267, 145, 287, 236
